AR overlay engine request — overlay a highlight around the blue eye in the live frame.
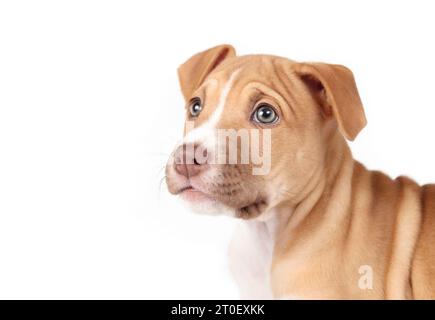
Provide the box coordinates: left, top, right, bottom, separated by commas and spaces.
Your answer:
189, 98, 202, 117
253, 104, 278, 124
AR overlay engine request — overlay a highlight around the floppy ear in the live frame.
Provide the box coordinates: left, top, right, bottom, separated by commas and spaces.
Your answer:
293, 62, 367, 141
178, 44, 236, 101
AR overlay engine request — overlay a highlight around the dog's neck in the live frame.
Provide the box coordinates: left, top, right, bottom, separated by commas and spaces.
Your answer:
230, 132, 363, 299
254, 131, 355, 243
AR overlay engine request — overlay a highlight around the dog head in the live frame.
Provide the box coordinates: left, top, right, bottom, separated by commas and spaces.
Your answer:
165, 44, 366, 219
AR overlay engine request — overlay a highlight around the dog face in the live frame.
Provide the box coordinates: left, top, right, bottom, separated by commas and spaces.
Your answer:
165, 45, 366, 219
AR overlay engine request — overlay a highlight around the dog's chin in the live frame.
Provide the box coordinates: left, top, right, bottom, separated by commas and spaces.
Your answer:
178, 187, 236, 217
178, 187, 268, 219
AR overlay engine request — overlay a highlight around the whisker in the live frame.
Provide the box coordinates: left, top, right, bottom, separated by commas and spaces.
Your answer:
154, 165, 166, 178
158, 175, 167, 195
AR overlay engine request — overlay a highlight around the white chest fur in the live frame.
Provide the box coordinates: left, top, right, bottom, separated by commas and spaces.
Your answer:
228, 217, 278, 299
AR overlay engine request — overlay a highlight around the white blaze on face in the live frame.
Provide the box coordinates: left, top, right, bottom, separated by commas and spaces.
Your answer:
183, 69, 241, 148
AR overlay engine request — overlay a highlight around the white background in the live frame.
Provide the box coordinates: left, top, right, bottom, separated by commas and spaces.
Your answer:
0, 1, 434, 299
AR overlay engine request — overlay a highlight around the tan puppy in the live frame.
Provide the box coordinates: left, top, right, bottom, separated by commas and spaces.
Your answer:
165, 44, 435, 299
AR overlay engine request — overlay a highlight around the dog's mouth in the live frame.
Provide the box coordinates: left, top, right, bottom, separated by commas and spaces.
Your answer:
177, 185, 217, 203
177, 185, 268, 219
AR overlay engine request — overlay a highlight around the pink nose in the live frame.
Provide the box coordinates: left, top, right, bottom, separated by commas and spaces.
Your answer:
173, 144, 208, 178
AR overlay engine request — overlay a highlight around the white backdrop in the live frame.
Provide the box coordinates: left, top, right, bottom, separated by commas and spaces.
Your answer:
0, 1, 434, 299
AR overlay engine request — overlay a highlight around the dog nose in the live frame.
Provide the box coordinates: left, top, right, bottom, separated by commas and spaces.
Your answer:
173, 144, 208, 178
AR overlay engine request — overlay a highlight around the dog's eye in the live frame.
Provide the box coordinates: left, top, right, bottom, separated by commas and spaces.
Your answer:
189, 98, 202, 117
253, 104, 278, 124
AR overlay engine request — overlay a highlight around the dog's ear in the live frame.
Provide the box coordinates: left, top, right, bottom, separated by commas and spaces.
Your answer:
293, 62, 367, 141
178, 44, 236, 101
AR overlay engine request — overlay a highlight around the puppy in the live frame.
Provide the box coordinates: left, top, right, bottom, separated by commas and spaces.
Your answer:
165, 44, 435, 299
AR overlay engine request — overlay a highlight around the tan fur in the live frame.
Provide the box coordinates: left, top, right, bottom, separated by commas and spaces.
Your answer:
166, 45, 435, 299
